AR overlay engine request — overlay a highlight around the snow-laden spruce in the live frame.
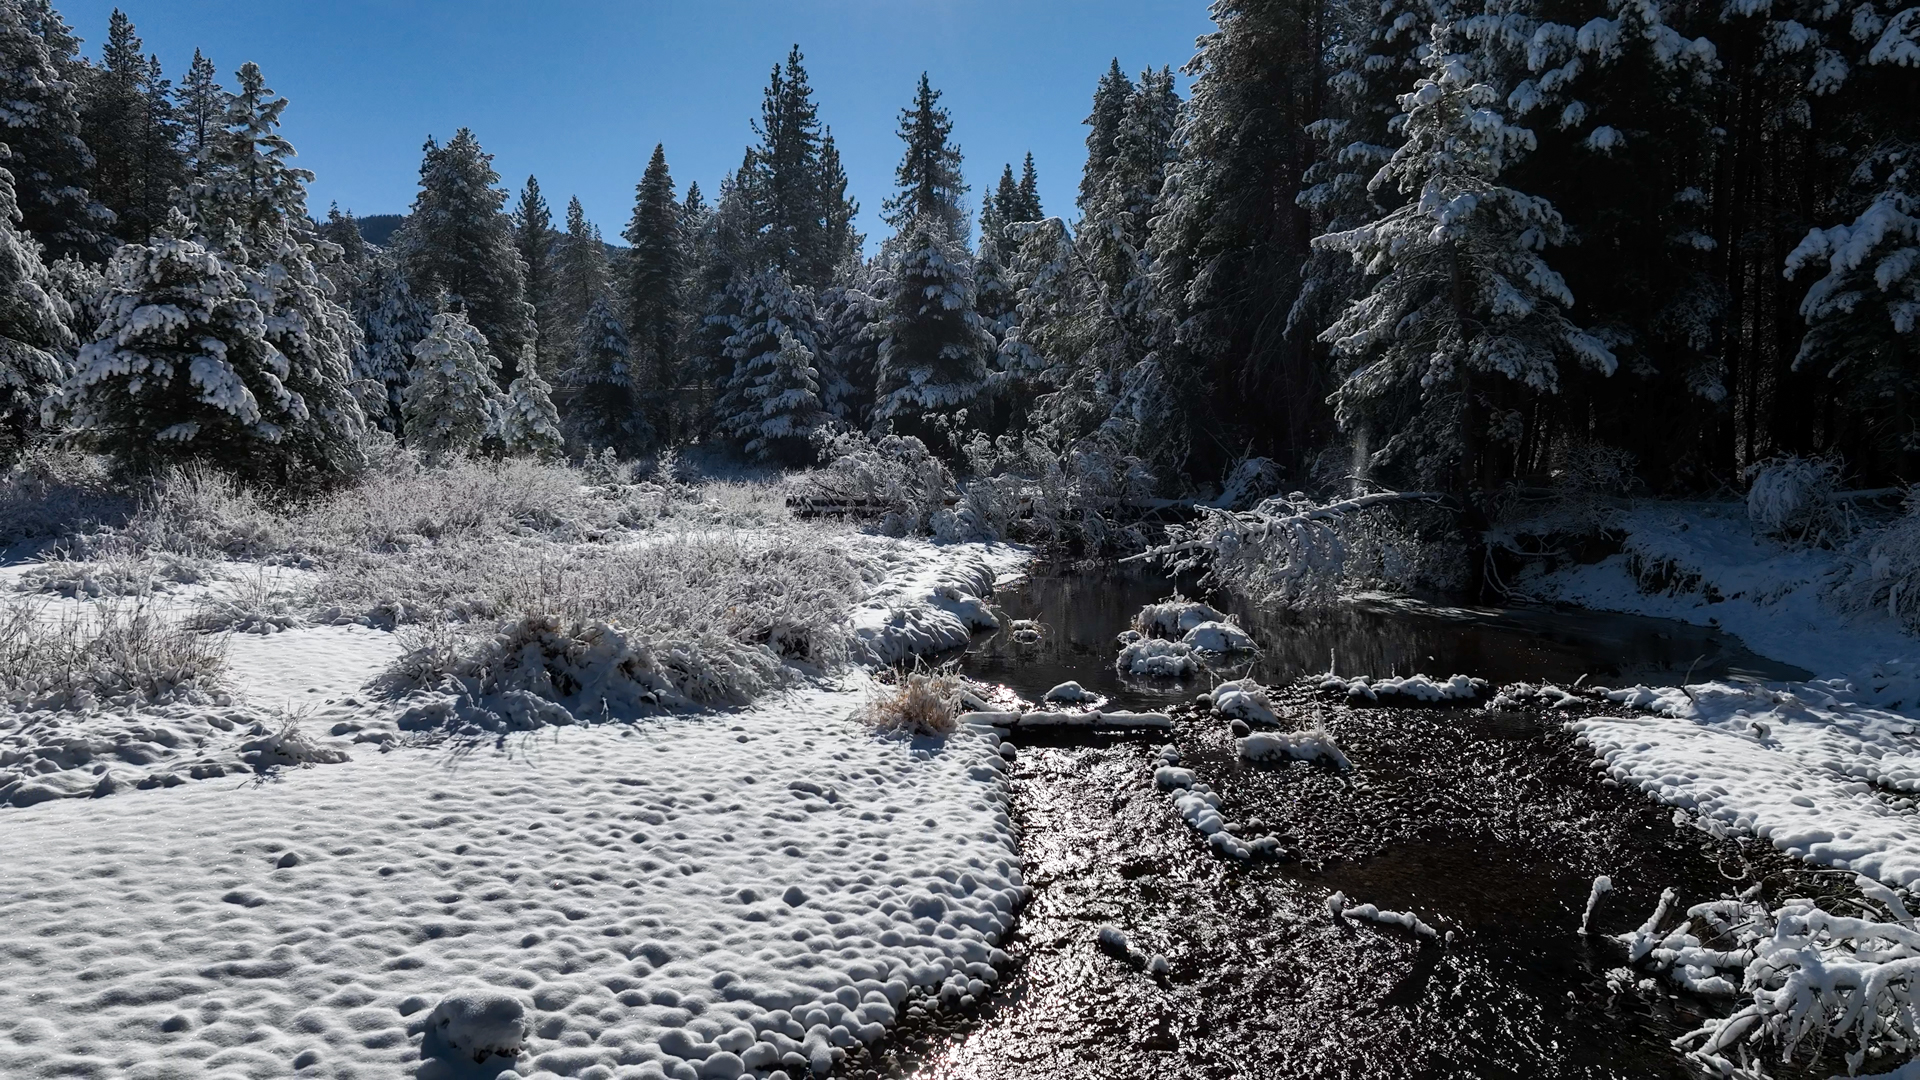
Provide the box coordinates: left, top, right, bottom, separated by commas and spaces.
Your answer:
490, 346, 562, 458
1314, 24, 1615, 489
873, 214, 994, 442
403, 311, 500, 463
0, 143, 76, 461
349, 251, 431, 432
714, 268, 827, 463
564, 295, 651, 457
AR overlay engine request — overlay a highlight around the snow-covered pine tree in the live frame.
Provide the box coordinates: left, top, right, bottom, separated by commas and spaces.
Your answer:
403, 310, 499, 463
0, 143, 73, 461
513, 175, 557, 368
714, 269, 825, 463
816, 260, 884, 429
45, 225, 306, 480
1086, 67, 1178, 303
818, 130, 862, 273
187, 61, 367, 480
351, 251, 431, 432
710, 267, 821, 457
1014, 153, 1042, 223
491, 346, 563, 458
973, 187, 1015, 333
996, 216, 1114, 442
688, 164, 758, 425
398, 128, 536, 384
873, 214, 994, 449
1787, 143, 1920, 462
0, 0, 107, 262
566, 296, 651, 456
624, 143, 681, 423
78, 9, 183, 245
1314, 25, 1616, 496
880, 74, 968, 238
551, 195, 609, 344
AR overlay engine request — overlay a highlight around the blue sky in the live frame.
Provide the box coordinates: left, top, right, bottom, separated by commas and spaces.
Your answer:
57, 1, 1213, 245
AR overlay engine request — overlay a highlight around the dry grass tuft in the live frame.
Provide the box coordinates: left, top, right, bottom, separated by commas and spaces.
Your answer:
860, 663, 962, 736
0, 598, 227, 708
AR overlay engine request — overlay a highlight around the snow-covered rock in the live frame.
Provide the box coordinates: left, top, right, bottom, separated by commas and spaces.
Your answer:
1182, 620, 1256, 653
1117, 637, 1199, 679
1239, 728, 1351, 770
1043, 680, 1100, 705
1211, 678, 1277, 725
1322, 672, 1485, 703
426, 990, 527, 1064
1133, 599, 1225, 639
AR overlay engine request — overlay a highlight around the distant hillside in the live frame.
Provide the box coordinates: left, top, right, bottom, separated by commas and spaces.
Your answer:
356, 214, 405, 247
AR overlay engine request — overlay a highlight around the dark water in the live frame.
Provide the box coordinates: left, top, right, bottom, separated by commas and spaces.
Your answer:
849, 564, 1830, 1080
960, 563, 1808, 712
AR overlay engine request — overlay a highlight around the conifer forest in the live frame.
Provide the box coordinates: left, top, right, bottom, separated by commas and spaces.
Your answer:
7, 1, 1920, 1078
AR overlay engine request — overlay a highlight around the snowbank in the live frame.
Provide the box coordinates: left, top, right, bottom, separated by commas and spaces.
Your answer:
1239, 728, 1352, 770
1574, 675, 1920, 885
0, 683, 1023, 1079
849, 541, 1023, 666
1133, 599, 1225, 638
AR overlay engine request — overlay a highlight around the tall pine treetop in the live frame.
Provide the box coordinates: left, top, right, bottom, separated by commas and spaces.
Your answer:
882, 73, 967, 238
1078, 59, 1134, 214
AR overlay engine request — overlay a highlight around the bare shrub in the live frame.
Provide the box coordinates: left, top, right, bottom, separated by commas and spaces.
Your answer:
860, 663, 961, 736
365, 530, 877, 714
1832, 493, 1920, 633
1746, 454, 1852, 546
0, 449, 134, 543
0, 598, 227, 708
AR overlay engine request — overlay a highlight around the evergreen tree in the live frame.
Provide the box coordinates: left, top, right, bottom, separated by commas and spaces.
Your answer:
513, 175, 556, 367
187, 61, 367, 479
397, 128, 536, 384
48, 229, 304, 480
816, 262, 884, 428
689, 164, 758, 411
317, 204, 367, 268
714, 268, 825, 462
1787, 144, 1920, 461
624, 143, 681, 409
1315, 26, 1616, 496
1015, 153, 1042, 222
551, 195, 608, 340
819, 129, 862, 271
566, 296, 650, 455
873, 214, 994, 448
881, 74, 967, 238
351, 251, 431, 432
177, 48, 220, 171
0, 143, 72, 460
1078, 59, 1133, 216
79, 10, 183, 244
403, 310, 499, 463
0, 0, 106, 261
973, 187, 1015, 333
1085, 68, 1178, 297
491, 346, 562, 457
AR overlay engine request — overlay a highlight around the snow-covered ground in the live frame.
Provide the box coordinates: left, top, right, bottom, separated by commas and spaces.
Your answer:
1524, 505, 1920, 887
0, 535, 1029, 1079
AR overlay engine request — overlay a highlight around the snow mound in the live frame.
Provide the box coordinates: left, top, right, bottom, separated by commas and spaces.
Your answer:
238, 722, 350, 771
851, 543, 1016, 666
1182, 620, 1256, 653
1042, 680, 1100, 705
1239, 728, 1351, 770
1151, 746, 1288, 861
1575, 675, 1920, 885
426, 990, 527, 1064
1211, 678, 1277, 725
1133, 599, 1225, 639
1327, 890, 1440, 941
1117, 637, 1199, 679
1323, 672, 1486, 703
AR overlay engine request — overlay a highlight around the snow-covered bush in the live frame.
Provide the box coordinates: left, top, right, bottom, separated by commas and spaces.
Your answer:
186, 569, 305, 634
1133, 599, 1226, 638
1213, 456, 1282, 510
238, 717, 348, 770
1134, 490, 1444, 608
0, 597, 227, 709
1747, 454, 1850, 545
0, 450, 130, 542
804, 430, 956, 536
488, 348, 563, 458
1833, 494, 1920, 634
1117, 637, 1199, 679
403, 312, 501, 465
861, 665, 961, 737
424, 991, 527, 1065
957, 431, 1153, 551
